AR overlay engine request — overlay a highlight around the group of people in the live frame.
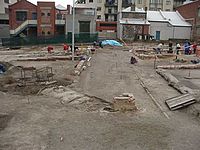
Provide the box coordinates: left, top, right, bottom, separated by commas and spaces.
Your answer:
154, 41, 198, 55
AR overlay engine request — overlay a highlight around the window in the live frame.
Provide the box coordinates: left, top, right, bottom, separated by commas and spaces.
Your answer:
157, 0, 162, 4
150, 0, 155, 4
97, 7, 101, 11
47, 31, 51, 35
79, 21, 90, 33
166, 0, 171, 5
5, 8, 9, 14
198, 8, 200, 17
108, 8, 112, 13
89, 0, 93, 2
165, 9, 170, 11
4, 0, 9, 4
97, 15, 101, 19
0, 19, 9, 24
138, 0, 142, 4
47, 13, 51, 16
105, 14, 108, 20
97, 0, 102, 3
114, 15, 117, 21
41, 12, 45, 16
42, 31, 45, 35
16, 11, 27, 21
57, 13, 62, 19
114, 7, 117, 13
32, 12, 37, 20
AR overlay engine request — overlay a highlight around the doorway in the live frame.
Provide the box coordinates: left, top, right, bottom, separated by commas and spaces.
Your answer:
156, 31, 160, 40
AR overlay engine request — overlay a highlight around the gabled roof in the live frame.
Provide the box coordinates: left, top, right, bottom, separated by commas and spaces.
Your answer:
121, 6, 192, 27
147, 11, 167, 22
147, 11, 191, 27
9, 0, 36, 8
56, 4, 67, 10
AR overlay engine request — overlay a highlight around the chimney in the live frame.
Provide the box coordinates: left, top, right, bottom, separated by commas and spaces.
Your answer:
131, 2, 135, 11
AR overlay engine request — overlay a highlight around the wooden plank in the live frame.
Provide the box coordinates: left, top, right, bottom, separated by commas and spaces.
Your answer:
170, 101, 196, 111
166, 94, 193, 106
157, 64, 200, 69
165, 93, 196, 110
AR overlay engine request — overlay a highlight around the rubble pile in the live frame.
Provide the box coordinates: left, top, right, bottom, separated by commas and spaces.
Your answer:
113, 93, 137, 111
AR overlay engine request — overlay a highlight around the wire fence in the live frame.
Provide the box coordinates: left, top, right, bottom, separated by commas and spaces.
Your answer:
2, 32, 98, 47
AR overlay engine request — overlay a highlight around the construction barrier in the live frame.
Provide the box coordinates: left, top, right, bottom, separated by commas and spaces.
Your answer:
2, 33, 98, 47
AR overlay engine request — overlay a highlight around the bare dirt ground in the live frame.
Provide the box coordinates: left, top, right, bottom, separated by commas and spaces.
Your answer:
0, 44, 200, 150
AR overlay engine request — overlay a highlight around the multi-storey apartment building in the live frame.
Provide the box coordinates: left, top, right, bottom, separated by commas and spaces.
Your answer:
0, 0, 18, 14
125, 0, 173, 11
0, 0, 18, 39
76, 0, 117, 38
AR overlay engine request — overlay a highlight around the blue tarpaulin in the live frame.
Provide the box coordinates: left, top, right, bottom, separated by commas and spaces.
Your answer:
0, 64, 6, 74
101, 40, 123, 47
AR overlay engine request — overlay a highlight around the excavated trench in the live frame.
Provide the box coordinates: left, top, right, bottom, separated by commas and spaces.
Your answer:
0, 114, 12, 131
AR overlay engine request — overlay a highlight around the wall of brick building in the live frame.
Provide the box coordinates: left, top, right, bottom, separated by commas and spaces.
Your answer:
9, 0, 37, 30
176, 1, 200, 41
37, 2, 55, 37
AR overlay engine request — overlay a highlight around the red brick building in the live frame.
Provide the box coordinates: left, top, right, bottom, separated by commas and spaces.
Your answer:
37, 2, 55, 36
176, 0, 200, 41
96, 21, 117, 32
9, 0, 66, 37
9, 0, 37, 36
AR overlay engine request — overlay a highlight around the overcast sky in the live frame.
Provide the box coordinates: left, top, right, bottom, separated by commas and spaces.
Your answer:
28, 0, 73, 6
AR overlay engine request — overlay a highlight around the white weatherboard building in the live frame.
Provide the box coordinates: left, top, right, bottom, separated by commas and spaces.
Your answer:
147, 11, 192, 40
118, 6, 192, 41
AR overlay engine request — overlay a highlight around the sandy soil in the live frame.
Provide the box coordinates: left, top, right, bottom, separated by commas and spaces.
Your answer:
0, 44, 200, 150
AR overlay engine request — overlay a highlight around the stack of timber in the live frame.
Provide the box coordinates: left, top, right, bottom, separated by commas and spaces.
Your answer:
165, 93, 196, 110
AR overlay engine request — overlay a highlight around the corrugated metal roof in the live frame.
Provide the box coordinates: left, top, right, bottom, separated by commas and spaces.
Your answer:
56, 4, 67, 10
147, 11, 191, 27
122, 7, 192, 27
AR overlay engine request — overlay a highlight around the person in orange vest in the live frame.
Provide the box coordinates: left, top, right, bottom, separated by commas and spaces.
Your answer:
63, 43, 69, 52
192, 42, 197, 54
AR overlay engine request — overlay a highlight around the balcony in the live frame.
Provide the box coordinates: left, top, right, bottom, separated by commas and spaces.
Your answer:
105, 12, 118, 15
